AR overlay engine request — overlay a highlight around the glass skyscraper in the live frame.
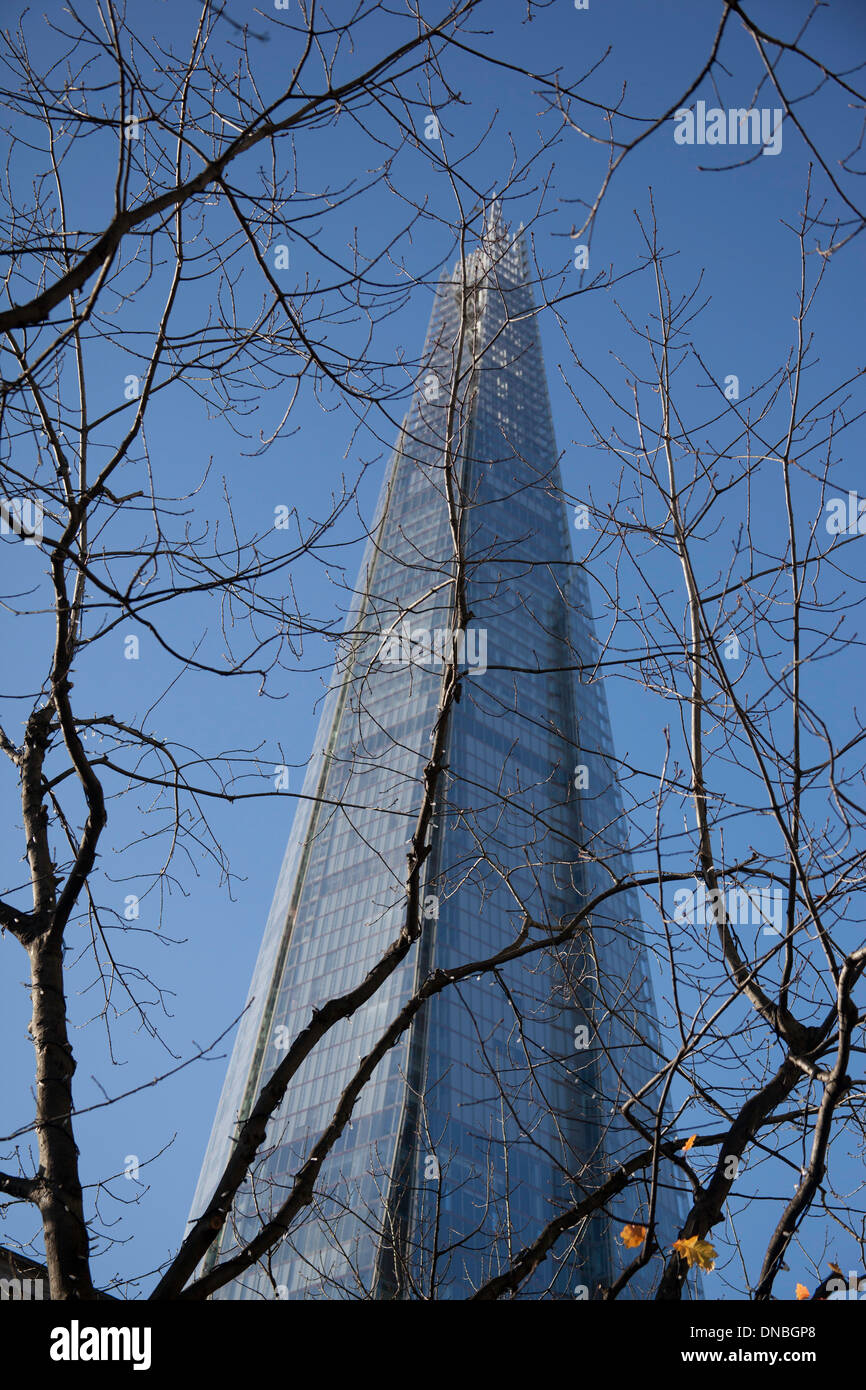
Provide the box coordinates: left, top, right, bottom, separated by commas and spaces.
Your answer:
188, 208, 688, 1300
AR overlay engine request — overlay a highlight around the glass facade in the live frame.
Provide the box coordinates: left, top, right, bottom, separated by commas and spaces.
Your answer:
188, 211, 688, 1299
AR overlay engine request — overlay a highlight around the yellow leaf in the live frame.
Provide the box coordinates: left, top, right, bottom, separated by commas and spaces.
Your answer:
681, 1134, 697, 1153
620, 1222, 648, 1249
673, 1235, 717, 1271
796, 1283, 810, 1301
829, 1261, 842, 1276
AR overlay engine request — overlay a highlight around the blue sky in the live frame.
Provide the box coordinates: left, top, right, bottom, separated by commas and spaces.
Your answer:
1, 0, 864, 1299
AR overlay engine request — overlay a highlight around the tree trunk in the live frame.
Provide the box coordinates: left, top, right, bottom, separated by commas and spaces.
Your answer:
29, 936, 93, 1299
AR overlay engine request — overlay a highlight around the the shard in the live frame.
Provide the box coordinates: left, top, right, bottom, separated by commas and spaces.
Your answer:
188, 207, 687, 1300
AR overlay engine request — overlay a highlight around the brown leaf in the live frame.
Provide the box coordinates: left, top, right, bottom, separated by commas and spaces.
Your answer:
620, 1222, 648, 1249
673, 1235, 716, 1271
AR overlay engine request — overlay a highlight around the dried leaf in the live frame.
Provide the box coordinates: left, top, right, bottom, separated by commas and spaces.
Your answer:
672, 1235, 717, 1271
682, 1134, 697, 1153
829, 1261, 842, 1276
620, 1222, 648, 1249
796, 1283, 810, 1301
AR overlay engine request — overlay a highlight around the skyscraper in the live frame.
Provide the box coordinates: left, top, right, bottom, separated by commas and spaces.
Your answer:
189, 208, 687, 1300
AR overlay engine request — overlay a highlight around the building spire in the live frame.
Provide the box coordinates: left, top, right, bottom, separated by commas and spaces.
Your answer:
486, 195, 503, 240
